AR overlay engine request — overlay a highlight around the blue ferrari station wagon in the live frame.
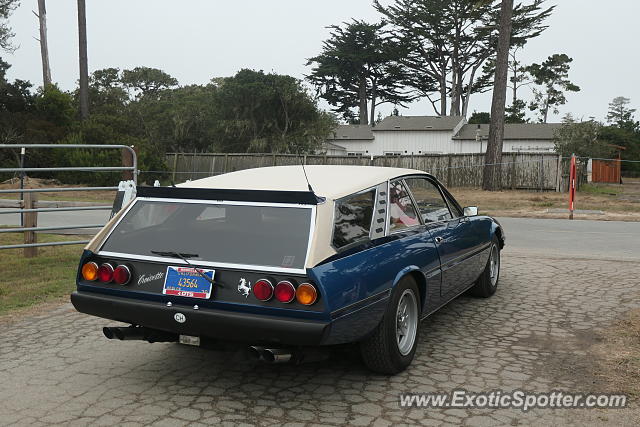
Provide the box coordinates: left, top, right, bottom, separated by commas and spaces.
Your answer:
71, 166, 504, 374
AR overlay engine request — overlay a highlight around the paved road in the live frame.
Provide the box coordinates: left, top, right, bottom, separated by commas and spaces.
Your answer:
496, 217, 640, 261
0, 209, 110, 233
2, 209, 638, 259
0, 218, 639, 426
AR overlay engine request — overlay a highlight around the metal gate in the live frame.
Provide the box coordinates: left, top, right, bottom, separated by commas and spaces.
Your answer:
0, 144, 137, 255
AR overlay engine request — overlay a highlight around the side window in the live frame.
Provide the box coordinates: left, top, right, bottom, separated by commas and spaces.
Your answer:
332, 190, 375, 249
389, 180, 420, 232
443, 192, 463, 218
404, 178, 453, 223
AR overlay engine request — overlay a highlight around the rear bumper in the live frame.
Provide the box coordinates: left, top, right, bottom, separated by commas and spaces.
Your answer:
71, 291, 330, 346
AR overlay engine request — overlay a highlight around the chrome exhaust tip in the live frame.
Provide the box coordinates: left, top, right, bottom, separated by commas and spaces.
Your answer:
262, 348, 292, 363
102, 327, 116, 339
248, 345, 267, 361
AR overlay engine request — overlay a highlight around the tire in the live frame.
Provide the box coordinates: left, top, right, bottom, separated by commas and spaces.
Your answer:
469, 236, 501, 298
359, 276, 421, 375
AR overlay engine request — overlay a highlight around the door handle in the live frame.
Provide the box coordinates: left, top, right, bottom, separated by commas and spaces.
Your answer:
434, 236, 445, 244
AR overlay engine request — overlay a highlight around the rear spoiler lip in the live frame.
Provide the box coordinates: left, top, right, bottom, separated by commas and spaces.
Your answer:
136, 186, 322, 205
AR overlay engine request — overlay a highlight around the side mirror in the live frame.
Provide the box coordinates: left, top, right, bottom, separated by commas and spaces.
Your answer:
463, 206, 478, 217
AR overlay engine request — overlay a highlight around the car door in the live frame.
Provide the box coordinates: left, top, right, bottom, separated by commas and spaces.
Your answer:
387, 179, 442, 313
403, 177, 476, 299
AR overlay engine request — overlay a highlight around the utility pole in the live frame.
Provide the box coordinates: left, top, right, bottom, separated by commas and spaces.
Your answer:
77, 0, 89, 119
482, 0, 513, 191
34, 0, 52, 87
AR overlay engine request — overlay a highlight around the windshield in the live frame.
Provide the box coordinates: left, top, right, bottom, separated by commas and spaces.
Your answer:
101, 200, 313, 270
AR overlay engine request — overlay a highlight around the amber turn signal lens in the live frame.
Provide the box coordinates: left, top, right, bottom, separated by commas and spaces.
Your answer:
81, 262, 99, 281
296, 283, 318, 305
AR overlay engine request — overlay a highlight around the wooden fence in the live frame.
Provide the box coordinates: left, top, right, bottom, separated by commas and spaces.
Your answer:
165, 152, 566, 191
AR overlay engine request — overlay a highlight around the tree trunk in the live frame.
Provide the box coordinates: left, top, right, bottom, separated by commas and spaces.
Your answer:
462, 63, 481, 118
482, 0, 514, 191
77, 0, 89, 120
542, 93, 550, 123
358, 77, 368, 125
509, 50, 518, 106
37, 0, 52, 87
369, 78, 377, 127
439, 60, 447, 116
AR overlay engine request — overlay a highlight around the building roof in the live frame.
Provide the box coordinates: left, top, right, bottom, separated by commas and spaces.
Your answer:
179, 165, 428, 200
322, 141, 347, 151
375, 115, 465, 131
327, 124, 374, 141
453, 123, 564, 141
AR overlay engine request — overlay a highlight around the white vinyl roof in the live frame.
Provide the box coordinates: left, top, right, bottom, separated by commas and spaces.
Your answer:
179, 165, 429, 200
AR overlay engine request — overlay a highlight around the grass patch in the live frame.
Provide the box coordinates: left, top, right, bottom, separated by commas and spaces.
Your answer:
452, 185, 639, 217
596, 309, 640, 397
0, 231, 84, 316
580, 183, 624, 196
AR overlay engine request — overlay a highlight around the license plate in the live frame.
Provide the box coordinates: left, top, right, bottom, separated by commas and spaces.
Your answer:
179, 335, 201, 346
163, 266, 214, 299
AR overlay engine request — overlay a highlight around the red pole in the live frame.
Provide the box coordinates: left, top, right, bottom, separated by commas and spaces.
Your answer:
569, 154, 576, 220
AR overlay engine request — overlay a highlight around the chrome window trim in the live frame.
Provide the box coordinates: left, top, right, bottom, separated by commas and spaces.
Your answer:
330, 185, 380, 251
97, 197, 316, 274
402, 175, 455, 225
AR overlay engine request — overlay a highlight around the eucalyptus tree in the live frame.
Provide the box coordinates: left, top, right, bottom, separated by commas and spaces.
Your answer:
527, 53, 580, 123
0, 0, 19, 52
374, 0, 553, 117
306, 20, 413, 125
607, 96, 636, 129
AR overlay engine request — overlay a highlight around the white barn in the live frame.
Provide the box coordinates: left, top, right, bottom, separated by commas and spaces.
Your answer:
452, 123, 563, 153
324, 116, 562, 156
322, 125, 373, 156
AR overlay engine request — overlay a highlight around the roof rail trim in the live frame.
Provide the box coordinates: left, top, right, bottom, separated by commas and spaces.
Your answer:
136, 186, 320, 205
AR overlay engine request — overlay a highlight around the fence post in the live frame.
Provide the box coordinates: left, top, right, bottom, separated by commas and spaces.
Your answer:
446, 155, 452, 187
539, 154, 544, 191
121, 147, 135, 181
555, 154, 562, 192
23, 192, 38, 258
171, 153, 178, 183
224, 153, 229, 173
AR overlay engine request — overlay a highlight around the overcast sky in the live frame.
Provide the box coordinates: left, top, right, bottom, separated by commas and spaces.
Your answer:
3, 0, 639, 122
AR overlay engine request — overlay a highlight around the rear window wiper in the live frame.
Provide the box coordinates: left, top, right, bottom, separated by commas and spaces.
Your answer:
151, 250, 220, 287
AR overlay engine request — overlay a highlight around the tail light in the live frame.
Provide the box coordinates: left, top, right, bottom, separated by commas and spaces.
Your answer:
97, 263, 114, 283
274, 281, 296, 303
81, 262, 99, 281
113, 265, 131, 285
253, 279, 274, 301
296, 283, 318, 305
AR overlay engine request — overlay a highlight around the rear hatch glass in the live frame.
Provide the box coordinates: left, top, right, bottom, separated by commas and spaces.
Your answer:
100, 200, 313, 270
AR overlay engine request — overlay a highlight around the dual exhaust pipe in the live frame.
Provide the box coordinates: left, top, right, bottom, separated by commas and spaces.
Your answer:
103, 327, 326, 365
103, 326, 177, 343
248, 346, 293, 363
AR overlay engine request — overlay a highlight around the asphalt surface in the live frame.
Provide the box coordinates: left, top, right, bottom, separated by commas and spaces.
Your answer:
0, 217, 639, 426
0, 209, 110, 234
1, 209, 638, 258
496, 217, 640, 261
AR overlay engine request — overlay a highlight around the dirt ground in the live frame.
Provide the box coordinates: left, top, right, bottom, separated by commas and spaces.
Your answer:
453, 177, 640, 221
595, 309, 640, 398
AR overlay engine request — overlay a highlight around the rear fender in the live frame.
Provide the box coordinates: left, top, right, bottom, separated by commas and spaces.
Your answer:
391, 266, 428, 313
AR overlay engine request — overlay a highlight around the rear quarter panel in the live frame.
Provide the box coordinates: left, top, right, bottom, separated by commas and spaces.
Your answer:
309, 229, 441, 344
